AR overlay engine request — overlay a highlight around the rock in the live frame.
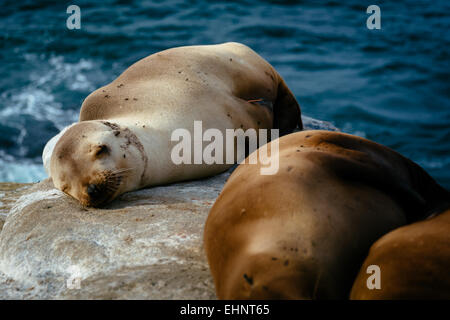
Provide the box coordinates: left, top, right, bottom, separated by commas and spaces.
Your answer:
0, 173, 229, 299
0, 183, 32, 232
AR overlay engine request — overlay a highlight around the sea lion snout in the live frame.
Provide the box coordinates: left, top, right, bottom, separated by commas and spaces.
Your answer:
86, 183, 102, 199
80, 169, 130, 207
82, 182, 112, 207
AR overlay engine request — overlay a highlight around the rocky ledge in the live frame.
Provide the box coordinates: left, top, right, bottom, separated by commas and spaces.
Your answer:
0, 173, 231, 299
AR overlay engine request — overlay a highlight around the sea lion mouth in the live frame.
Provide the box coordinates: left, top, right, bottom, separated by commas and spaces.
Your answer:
84, 168, 133, 207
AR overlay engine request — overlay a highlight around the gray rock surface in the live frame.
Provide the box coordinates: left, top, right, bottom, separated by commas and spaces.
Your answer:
0, 173, 229, 299
0, 183, 32, 232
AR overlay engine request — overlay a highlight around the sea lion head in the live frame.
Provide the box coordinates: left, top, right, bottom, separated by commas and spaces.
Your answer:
50, 120, 146, 207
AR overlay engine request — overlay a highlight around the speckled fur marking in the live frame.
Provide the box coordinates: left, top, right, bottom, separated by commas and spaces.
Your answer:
101, 121, 148, 182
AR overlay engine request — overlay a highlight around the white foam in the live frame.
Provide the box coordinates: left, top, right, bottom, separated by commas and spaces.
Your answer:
0, 54, 96, 131
341, 122, 366, 138
0, 159, 47, 183
302, 115, 339, 131
0, 53, 101, 183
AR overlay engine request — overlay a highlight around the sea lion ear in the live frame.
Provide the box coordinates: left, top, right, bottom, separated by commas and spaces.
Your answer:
273, 77, 302, 136
94, 144, 110, 157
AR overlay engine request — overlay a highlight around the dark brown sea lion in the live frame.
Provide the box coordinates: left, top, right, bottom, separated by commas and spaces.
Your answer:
350, 207, 450, 300
204, 130, 449, 299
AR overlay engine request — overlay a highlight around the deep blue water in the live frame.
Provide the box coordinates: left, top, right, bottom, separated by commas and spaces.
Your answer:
0, 0, 449, 189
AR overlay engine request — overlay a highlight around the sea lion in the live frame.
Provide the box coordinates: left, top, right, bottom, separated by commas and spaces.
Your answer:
48, 42, 301, 207
350, 207, 450, 300
204, 130, 449, 299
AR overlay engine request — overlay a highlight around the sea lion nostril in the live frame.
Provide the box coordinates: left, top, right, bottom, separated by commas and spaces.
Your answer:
87, 184, 100, 197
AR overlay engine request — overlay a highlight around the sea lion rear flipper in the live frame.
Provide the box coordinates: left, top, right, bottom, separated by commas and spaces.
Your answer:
273, 76, 302, 136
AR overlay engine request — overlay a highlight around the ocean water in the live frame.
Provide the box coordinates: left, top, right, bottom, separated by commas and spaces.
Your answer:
0, 0, 449, 189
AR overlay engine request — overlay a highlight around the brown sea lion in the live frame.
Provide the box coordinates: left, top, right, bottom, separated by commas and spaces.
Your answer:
350, 207, 450, 300
204, 130, 449, 299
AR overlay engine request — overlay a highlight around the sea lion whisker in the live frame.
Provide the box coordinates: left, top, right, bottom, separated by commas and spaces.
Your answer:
111, 168, 134, 175
105, 170, 130, 182
106, 173, 131, 182
104, 185, 119, 193
105, 189, 118, 195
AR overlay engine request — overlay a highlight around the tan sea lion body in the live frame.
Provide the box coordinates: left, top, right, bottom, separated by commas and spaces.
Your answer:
204, 130, 449, 299
350, 207, 450, 300
49, 42, 301, 206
